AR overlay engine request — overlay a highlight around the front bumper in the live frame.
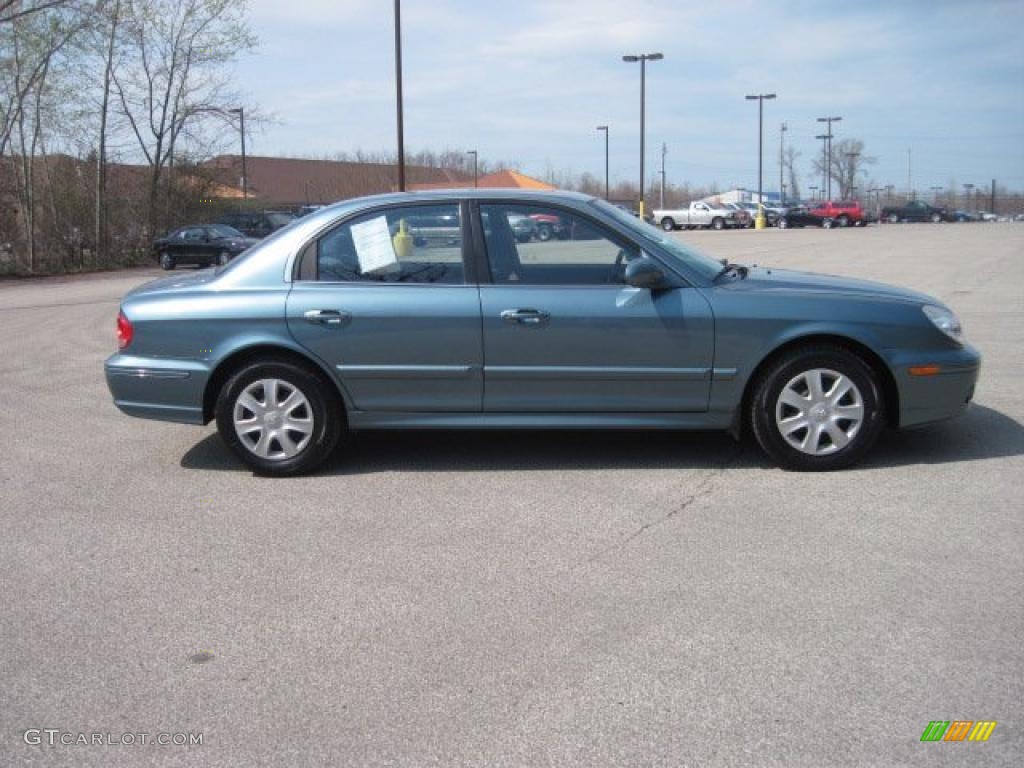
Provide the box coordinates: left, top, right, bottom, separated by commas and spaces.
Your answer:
891, 343, 981, 429
104, 354, 211, 425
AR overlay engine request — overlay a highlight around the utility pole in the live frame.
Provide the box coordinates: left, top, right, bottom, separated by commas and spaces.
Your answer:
467, 150, 478, 187
622, 53, 664, 220
963, 183, 974, 212
991, 178, 996, 214
746, 92, 776, 228
816, 116, 842, 199
779, 122, 787, 206
907, 147, 912, 199
844, 151, 859, 199
816, 133, 830, 200
930, 185, 943, 204
228, 107, 247, 199
659, 143, 667, 208
393, 0, 406, 191
596, 125, 609, 200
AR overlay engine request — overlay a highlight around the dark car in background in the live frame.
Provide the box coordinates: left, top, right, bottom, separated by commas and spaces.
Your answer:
152, 224, 259, 270
777, 206, 833, 229
218, 210, 296, 239
881, 200, 954, 223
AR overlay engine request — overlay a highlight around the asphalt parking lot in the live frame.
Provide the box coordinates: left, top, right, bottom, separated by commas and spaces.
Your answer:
2, 223, 1022, 767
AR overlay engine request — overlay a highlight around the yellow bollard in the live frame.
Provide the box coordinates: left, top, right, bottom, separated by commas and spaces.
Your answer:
393, 218, 413, 258
754, 203, 767, 230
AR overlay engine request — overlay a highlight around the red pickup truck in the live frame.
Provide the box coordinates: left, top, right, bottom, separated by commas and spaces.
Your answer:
809, 201, 865, 227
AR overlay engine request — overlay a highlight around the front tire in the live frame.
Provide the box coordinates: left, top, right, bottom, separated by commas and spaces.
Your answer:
749, 345, 885, 471
711, 217, 725, 230
215, 359, 343, 476
660, 217, 676, 231
822, 217, 836, 229
536, 223, 553, 241
217, 250, 231, 266
930, 212, 942, 223
777, 217, 789, 229
837, 215, 850, 228
159, 252, 175, 270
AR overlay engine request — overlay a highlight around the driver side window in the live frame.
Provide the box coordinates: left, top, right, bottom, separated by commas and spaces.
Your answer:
480, 204, 638, 285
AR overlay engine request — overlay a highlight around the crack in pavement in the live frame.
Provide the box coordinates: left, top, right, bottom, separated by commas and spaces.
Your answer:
586, 444, 747, 564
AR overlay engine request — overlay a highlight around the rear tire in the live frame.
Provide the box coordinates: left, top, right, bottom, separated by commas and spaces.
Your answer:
712, 217, 725, 230
215, 359, 343, 476
660, 217, 676, 231
749, 345, 885, 471
217, 250, 231, 266
822, 217, 836, 229
930, 212, 942, 223
536, 223, 553, 241
837, 215, 850, 228
159, 252, 175, 270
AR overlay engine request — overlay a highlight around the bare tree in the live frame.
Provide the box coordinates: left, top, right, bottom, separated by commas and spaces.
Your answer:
110, 0, 255, 236
783, 145, 801, 202
811, 137, 875, 200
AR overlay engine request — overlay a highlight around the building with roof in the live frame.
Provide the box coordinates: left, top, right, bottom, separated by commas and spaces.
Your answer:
408, 169, 556, 192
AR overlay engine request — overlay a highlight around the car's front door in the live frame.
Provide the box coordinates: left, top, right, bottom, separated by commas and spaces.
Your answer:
476, 202, 714, 412
286, 201, 483, 413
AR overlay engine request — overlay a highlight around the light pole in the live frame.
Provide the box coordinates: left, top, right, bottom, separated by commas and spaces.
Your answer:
809, 185, 819, 202
622, 52, 663, 219
745, 92, 776, 229
963, 183, 975, 212
467, 150, 477, 187
228, 107, 247, 199
930, 185, 943, 204
393, 0, 405, 191
779, 122, 787, 206
659, 142, 667, 209
816, 115, 842, 199
596, 125, 609, 200
815, 133, 830, 200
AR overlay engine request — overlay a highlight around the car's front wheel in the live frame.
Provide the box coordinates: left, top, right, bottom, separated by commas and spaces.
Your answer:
750, 345, 885, 471
822, 217, 836, 229
930, 212, 942, 223
777, 217, 789, 229
536, 223, 553, 241
215, 359, 343, 476
660, 217, 676, 231
711, 217, 725, 230
217, 250, 231, 266
159, 252, 175, 270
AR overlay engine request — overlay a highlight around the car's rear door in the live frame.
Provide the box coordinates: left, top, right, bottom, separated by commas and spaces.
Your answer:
286, 201, 483, 413
475, 201, 714, 413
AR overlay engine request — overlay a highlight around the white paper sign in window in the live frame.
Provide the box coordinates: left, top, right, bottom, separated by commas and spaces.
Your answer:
350, 216, 399, 274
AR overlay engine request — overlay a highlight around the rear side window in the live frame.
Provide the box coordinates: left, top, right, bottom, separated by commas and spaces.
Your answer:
315, 204, 464, 284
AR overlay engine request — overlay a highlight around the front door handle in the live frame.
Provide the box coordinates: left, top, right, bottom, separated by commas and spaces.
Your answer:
501, 308, 550, 326
304, 309, 351, 326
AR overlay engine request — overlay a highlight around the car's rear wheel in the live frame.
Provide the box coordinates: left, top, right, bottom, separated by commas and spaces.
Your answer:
837, 215, 850, 227
750, 345, 884, 471
930, 212, 942, 223
822, 217, 836, 229
777, 217, 789, 229
215, 359, 343, 476
536, 223, 553, 241
660, 217, 676, 231
159, 252, 175, 270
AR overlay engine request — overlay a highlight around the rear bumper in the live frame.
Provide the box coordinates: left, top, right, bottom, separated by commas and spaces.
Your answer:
104, 354, 211, 425
892, 344, 981, 429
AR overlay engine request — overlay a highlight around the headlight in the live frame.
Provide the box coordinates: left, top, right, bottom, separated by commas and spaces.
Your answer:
922, 304, 963, 343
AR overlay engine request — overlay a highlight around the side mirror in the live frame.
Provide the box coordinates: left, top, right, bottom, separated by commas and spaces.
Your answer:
624, 257, 666, 289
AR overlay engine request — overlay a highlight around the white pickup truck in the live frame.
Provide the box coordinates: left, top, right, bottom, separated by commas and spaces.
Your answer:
652, 201, 741, 231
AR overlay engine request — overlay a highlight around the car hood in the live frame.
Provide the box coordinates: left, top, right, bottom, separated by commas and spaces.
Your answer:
736, 267, 936, 305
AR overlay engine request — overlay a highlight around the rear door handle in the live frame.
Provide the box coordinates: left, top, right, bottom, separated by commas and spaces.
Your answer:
501, 308, 550, 326
304, 309, 351, 326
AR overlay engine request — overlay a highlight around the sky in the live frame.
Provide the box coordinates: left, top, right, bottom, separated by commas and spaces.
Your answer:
235, 0, 1024, 195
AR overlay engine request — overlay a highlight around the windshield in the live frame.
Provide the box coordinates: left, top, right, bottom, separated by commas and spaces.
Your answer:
590, 198, 724, 281
209, 224, 245, 238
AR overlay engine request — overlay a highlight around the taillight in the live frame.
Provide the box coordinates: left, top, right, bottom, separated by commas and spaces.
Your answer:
116, 310, 133, 349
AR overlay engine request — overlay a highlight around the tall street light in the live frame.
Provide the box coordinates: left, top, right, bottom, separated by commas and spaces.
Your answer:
815, 133, 831, 200
963, 183, 975, 211
467, 150, 478, 187
930, 185, 943, 204
659, 142, 667, 209
394, 0, 405, 191
816, 115, 842, 199
779, 122, 787, 206
596, 125, 609, 200
622, 52, 663, 219
228, 107, 247, 199
809, 185, 819, 202
745, 92, 776, 228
